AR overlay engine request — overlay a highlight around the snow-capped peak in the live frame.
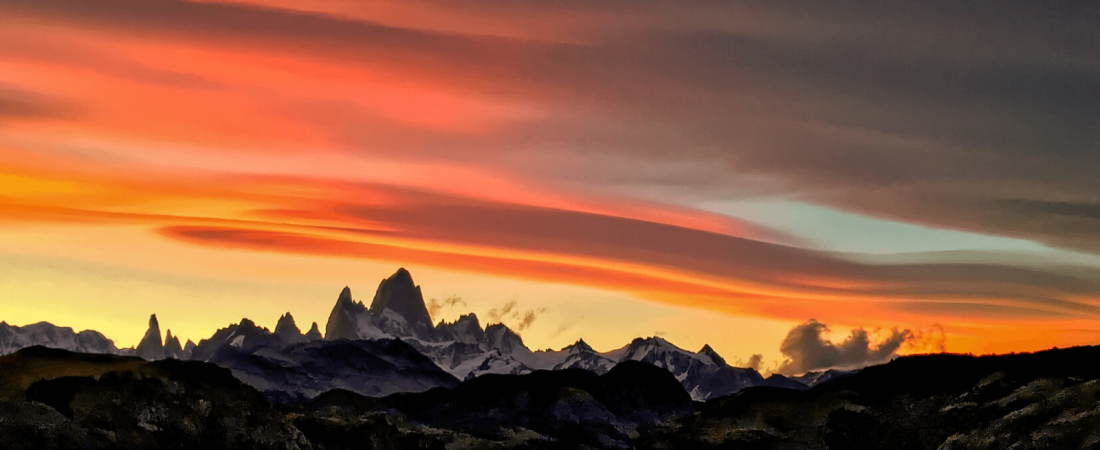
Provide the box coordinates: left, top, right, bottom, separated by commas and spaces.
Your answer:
566, 339, 595, 354
697, 344, 726, 366
485, 323, 526, 356
0, 321, 120, 356
436, 313, 484, 345
450, 348, 532, 381
618, 337, 701, 364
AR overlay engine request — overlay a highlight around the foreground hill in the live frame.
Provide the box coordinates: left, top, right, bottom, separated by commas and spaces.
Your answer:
208, 337, 460, 399
0, 347, 309, 450
0, 346, 452, 450
642, 345, 1100, 449
6, 344, 1100, 449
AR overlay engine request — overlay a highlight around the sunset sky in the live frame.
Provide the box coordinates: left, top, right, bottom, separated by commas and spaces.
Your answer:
2, 0, 1099, 371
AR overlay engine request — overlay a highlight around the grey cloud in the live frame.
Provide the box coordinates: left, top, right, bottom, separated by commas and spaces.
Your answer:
336, 187, 1100, 319
6, 0, 1100, 264
1000, 200, 1100, 222
777, 319, 913, 375
734, 353, 764, 372
746, 354, 763, 372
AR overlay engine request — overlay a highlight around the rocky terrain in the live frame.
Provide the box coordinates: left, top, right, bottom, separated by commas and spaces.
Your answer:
7, 268, 1100, 448
4, 344, 1100, 449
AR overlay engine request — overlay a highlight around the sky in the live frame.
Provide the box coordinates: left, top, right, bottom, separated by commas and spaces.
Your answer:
2, 0, 1099, 373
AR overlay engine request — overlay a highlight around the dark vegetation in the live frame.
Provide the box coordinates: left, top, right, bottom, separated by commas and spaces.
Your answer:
5, 345, 1100, 449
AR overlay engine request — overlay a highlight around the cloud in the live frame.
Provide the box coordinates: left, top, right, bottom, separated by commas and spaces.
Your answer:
514, 310, 539, 331
733, 353, 764, 372
487, 299, 518, 323
777, 319, 914, 375
905, 323, 947, 354
551, 316, 582, 338
747, 354, 763, 371
3, 0, 1100, 356
486, 298, 546, 332
426, 296, 466, 322
2, 0, 1099, 258
8, 161, 1078, 329
331, 185, 1100, 320
152, 175, 1100, 325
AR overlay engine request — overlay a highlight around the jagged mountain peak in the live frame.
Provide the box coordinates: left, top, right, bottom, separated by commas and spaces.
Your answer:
485, 323, 526, 355
274, 312, 296, 328
337, 286, 357, 306
238, 318, 261, 330
390, 267, 414, 283
435, 313, 484, 345
326, 286, 368, 341
136, 313, 165, 360
274, 312, 305, 344
567, 338, 595, 354
304, 322, 323, 341
626, 336, 677, 351
189, 318, 280, 361
436, 312, 481, 328
164, 329, 184, 359
484, 322, 516, 335
368, 268, 433, 334
619, 336, 712, 367
698, 344, 726, 366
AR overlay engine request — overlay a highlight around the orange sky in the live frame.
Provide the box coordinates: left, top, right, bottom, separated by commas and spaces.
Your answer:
3, 0, 1099, 369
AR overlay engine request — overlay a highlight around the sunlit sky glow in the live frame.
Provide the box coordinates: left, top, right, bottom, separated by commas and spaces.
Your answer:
2, 0, 1099, 368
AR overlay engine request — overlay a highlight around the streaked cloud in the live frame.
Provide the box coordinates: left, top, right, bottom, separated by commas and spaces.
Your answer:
0, 0, 1097, 356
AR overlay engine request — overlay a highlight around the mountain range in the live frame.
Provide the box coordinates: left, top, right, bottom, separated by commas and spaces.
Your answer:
0, 268, 828, 401
5, 343, 1100, 449
8, 267, 1100, 449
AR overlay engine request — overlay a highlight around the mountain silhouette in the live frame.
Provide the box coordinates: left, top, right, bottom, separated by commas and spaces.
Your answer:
135, 314, 164, 360
2, 268, 808, 402
369, 267, 434, 337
